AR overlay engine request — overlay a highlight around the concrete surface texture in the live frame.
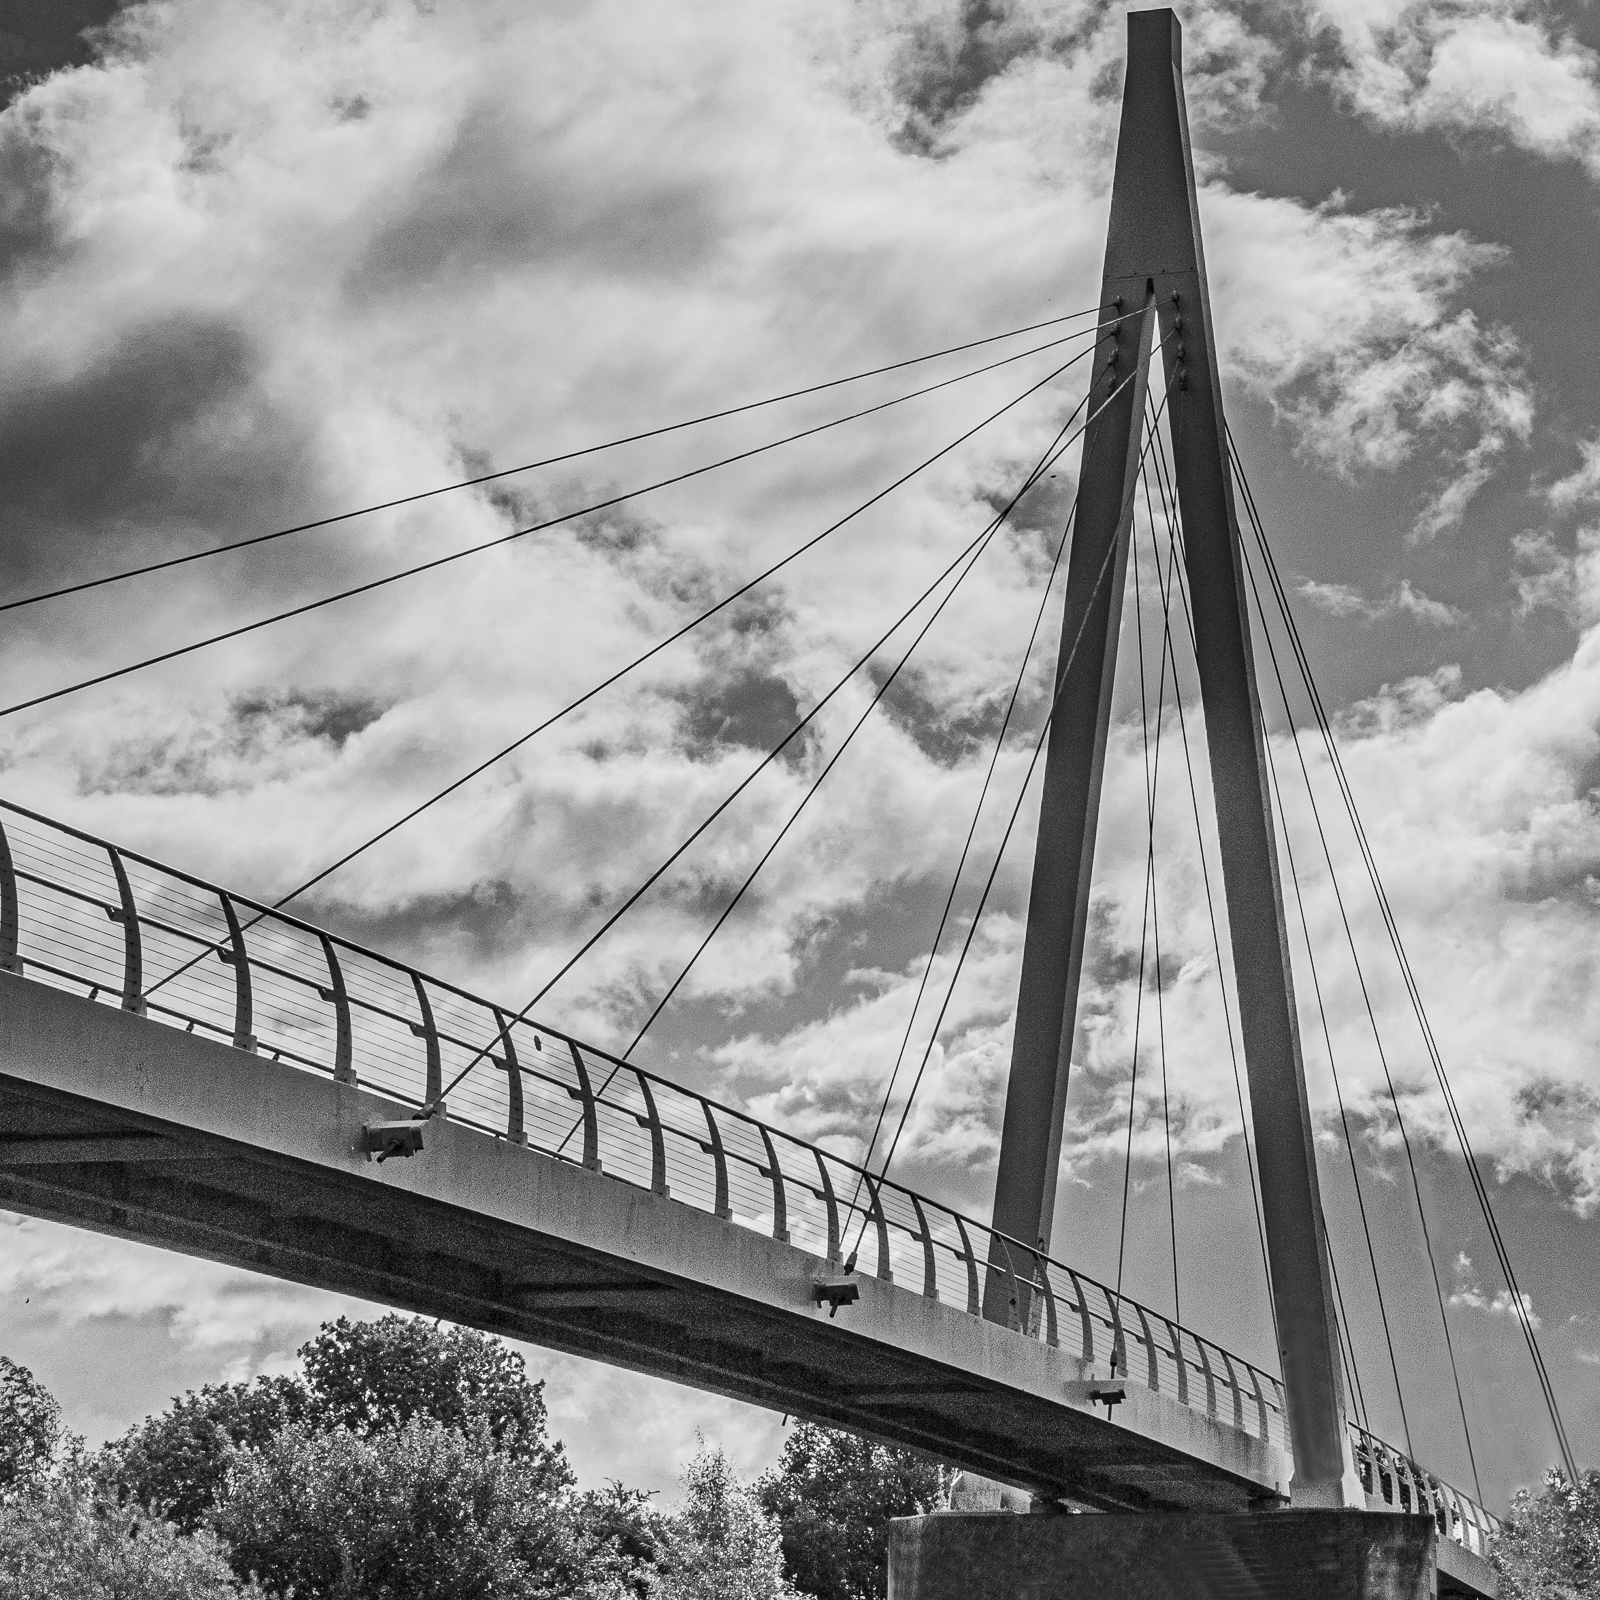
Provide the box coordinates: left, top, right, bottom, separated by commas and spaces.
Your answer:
888, 1510, 1463, 1600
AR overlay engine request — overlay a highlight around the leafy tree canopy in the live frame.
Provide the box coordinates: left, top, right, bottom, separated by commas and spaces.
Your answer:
1495, 1468, 1600, 1599
299, 1315, 557, 1459
215, 1416, 609, 1600
660, 1440, 791, 1600
0, 1358, 60, 1496
105, 1375, 306, 1532
106, 1314, 568, 1528
757, 1424, 946, 1600
0, 1462, 250, 1600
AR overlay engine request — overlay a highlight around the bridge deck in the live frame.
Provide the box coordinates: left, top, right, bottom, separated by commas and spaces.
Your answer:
0, 797, 1500, 1590
0, 974, 1281, 1514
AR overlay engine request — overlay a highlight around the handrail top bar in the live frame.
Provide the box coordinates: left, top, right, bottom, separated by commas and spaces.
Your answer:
0, 796, 1278, 1395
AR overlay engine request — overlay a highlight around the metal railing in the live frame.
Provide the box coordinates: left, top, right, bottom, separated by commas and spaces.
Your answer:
0, 798, 1497, 1550
1351, 1424, 1501, 1555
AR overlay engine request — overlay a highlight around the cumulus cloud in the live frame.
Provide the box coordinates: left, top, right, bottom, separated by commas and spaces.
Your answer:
1451, 1251, 1542, 1327
1303, 0, 1600, 176
1297, 576, 1464, 625
0, 0, 1588, 1467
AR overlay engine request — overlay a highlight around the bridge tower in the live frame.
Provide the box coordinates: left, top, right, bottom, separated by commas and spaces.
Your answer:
986, 7, 1365, 1508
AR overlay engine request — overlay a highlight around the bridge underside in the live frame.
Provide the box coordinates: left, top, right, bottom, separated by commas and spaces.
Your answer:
0, 973, 1283, 1514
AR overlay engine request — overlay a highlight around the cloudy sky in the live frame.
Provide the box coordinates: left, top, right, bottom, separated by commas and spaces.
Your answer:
2, 0, 1600, 1511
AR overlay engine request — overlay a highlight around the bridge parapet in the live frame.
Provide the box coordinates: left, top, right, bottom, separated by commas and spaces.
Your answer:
0, 799, 1498, 1556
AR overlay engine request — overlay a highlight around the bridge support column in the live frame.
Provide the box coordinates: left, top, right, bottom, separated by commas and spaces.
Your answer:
889, 1511, 1455, 1600
987, 6, 1364, 1508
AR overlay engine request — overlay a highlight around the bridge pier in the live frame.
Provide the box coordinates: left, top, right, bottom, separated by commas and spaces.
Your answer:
889, 1510, 1488, 1599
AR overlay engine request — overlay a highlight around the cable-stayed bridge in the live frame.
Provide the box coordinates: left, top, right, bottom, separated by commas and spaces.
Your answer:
0, 10, 1575, 1597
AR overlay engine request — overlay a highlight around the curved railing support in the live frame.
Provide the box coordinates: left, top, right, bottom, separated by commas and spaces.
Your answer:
410, 974, 441, 1109
218, 892, 254, 1051
1130, 1303, 1159, 1391
1243, 1358, 1269, 1443
756, 1123, 788, 1243
635, 1070, 668, 1196
494, 1008, 527, 1146
106, 846, 143, 1013
1218, 1348, 1246, 1431
863, 1175, 893, 1283
1108, 1293, 1129, 1378
568, 1042, 600, 1172
702, 1101, 731, 1220
814, 1151, 841, 1266
1064, 1268, 1095, 1366
951, 1214, 980, 1317
1195, 1338, 1218, 1419
1032, 1255, 1059, 1348
317, 933, 354, 1083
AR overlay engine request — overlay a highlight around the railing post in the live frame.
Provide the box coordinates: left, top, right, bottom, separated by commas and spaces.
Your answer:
218, 892, 255, 1050
1195, 1338, 1219, 1418
1032, 1255, 1059, 1348
410, 974, 441, 1110
1064, 1268, 1095, 1366
1244, 1360, 1270, 1443
568, 1042, 601, 1172
317, 933, 354, 1083
635, 1070, 669, 1196
756, 1124, 788, 1243
863, 1175, 893, 1282
1132, 1303, 1158, 1391
701, 1102, 731, 1219
0, 817, 20, 974
908, 1194, 938, 1300
952, 1215, 980, 1317
1218, 1348, 1246, 1431
1108, 1293, 1129, 1378
814, 1150, 841, 1265
1164, 1320, 1188, 1405
494, 1008, 526, 1146
105, 846, 143, 1013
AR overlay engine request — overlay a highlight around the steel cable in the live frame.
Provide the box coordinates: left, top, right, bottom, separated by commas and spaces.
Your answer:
1231, 441, 1575, 1484
437, 332, 1177, 1107
554, 386, 1102, 1157
1231, 453, 1483, 1494
862, 356, 1179, 1212
0, 305, 1119, 617
0, 325, 1110, 723
1142, 401, 1278, 1347
618, 378, 1099, 1065
138, 335, 1113, 1004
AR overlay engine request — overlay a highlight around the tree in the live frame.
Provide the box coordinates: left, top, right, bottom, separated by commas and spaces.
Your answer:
578, 1481, 668, 1600
104, 1376, 307, 1531
214, 1417, 595, 1600
658, 1440, 790, 1600
105, 1315, 568, 1527
0, 1460, 251, 1599
1494, 1468, 1600, 1598
299, 1315, 558, 1462
757, 1425, 946, 1600
0, 1358, 61, 1495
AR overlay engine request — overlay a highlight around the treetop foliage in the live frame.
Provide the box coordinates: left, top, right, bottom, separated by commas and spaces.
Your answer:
0, 1358, 60, 1496
1494, 1467, 1600, 1599
757, 1424, 947, 1600
299, 1316, 559, 1461
107, 1314, 569, 1533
